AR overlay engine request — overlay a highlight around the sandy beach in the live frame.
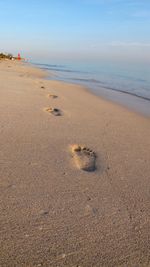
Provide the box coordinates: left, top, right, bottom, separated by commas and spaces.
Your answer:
0, 60, 150, 267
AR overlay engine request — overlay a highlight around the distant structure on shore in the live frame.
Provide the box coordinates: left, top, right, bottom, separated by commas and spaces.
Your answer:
0, 52, 25, 61
18, 53, 21, 60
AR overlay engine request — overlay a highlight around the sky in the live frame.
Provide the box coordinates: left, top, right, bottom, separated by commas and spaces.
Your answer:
0, 0, 150, 63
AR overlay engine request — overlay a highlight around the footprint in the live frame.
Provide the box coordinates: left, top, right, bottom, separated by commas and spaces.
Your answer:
45, 107, 62, 116
47, 94, 58, 99
71, 144, 96, 171
41, 86, 45, 89
84, 205, 98, 216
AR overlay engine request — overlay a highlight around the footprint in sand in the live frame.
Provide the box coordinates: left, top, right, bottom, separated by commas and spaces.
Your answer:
71, 144, 96, 171
45, 107, 62, 116
47, 94, 58, 99
84, 204, 98, 216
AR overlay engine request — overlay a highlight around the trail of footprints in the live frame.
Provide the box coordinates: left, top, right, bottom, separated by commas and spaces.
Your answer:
41, 84, 97, 172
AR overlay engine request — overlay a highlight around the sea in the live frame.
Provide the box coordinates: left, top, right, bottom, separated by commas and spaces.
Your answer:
32, 60, 150, 117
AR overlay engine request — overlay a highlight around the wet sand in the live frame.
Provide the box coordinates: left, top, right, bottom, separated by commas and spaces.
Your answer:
0, 60, 150, 267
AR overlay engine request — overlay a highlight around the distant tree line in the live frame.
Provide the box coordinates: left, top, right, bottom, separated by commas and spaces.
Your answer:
0, 53, 14, 60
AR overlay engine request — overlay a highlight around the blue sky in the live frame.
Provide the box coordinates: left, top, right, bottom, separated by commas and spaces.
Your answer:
0, 0, 150, 63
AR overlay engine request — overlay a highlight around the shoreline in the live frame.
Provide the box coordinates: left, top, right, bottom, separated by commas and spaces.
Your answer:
0, 60, 150, 267
89, 83, 150, 118
32, 62, 150, 118
47, 76, 150, 119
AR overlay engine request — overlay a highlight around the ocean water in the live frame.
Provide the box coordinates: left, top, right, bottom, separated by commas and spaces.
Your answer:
33, 60, 150, 116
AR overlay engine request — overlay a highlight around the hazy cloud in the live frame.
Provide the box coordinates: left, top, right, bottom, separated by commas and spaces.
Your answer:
109, 42, 150, 47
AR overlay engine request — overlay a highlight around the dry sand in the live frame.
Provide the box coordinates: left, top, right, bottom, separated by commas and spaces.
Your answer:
0, 60, 150, 267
